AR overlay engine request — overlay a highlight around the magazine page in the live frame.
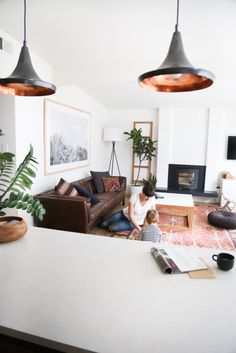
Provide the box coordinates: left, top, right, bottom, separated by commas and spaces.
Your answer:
151, 247, 207, 274
151, 248, 181, 274
166, 248, 207, 272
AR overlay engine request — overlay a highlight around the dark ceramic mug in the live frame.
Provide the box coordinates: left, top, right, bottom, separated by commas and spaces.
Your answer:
212, 253, 235, 271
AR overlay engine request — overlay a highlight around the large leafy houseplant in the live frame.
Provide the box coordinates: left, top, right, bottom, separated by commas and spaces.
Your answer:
0, 129, 45, 221
124, 128, 157, 186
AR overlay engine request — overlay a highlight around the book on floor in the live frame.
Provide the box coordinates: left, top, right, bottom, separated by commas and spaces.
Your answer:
151, 247, 208, 274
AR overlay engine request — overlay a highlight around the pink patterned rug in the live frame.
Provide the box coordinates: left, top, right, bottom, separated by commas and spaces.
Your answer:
159, 204, 235, 251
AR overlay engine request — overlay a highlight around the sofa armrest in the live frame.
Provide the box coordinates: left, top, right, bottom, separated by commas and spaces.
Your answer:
34, 194, 91, 233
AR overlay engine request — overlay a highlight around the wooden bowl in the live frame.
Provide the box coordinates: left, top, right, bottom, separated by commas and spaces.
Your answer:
0, 217, 28, 243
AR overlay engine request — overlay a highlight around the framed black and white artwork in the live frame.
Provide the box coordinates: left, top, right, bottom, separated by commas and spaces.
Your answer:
44, 99, 90, 175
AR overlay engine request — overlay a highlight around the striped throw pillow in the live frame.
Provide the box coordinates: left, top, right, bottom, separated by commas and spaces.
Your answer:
55, 178, 79, 196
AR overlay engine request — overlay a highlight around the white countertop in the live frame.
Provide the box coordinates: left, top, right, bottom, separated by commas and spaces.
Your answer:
0, 226, 235, 353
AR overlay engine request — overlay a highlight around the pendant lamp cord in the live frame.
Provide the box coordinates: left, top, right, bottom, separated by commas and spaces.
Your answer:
23, 0, 27, 46
175, 0, 179, 32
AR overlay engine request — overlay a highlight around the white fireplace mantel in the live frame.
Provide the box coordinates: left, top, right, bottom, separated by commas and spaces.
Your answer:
157, 108, 236, 193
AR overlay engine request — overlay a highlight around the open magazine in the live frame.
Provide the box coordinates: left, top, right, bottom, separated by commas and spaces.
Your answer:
151, 247, 208, 274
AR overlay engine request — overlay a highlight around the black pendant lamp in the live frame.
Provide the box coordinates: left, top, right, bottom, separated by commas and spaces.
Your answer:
0, 0, 56, 96
138, 0, 215, 92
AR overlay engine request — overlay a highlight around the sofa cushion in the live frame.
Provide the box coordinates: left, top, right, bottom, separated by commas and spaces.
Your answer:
55, 178, 78, 196
74, 185, 100, 205
88, 191, 124, 221
102, 176, 122, 192
90, 171, 110, 193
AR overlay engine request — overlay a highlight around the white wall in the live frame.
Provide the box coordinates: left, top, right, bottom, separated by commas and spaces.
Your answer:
0, 28, 112, 224
0, 95, 15, 154
3, 24, 236, 225
0, 85, 112, 224
0, 29, 158, 224
157, 107, 236, 193
206, 109, 236, 188
0, 29, 53, 84
0, 95, 17, 216
107, 109, 158, 186
1, 91, 158, 223
14, 86, 109, 191
13, 86, 109, 223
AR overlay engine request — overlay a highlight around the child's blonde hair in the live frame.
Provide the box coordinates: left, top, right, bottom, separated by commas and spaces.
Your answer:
146, 209, 159, 224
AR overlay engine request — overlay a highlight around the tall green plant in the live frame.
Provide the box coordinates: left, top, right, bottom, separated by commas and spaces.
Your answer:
0, 129, 45, 220
124, 128, 157, 185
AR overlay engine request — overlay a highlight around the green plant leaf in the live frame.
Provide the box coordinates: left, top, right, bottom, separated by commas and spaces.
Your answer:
27, 205, 33, 213
24, 167, 36, 177
9, 200, 18, 208
27, 196, 34, 204
0, 178, 12, 183
21, 203, 28, 210
22, 194, 30, 202
14, 183, 27, 191
0, 152, 15, 161
9, 192, 17, 201
0, 135, 45, 220
16, 191, 23, 200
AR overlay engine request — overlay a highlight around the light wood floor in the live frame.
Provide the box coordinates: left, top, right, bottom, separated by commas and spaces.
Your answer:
89, 198, 129, 238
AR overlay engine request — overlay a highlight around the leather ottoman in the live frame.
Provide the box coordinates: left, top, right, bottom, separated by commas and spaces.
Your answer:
208, 210, 236, 229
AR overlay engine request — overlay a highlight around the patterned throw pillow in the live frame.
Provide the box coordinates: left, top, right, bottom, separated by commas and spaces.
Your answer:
55, 178, 79, 196
102, 177, 122, 192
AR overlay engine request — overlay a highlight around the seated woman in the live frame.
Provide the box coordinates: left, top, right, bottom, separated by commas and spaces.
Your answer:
99, 184, 156, 232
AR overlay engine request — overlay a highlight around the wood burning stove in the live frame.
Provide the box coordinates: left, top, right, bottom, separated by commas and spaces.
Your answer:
168, 164, 206, 192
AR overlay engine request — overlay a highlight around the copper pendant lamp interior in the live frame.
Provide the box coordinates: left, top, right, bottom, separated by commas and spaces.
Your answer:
138, 0, 215, 92
0, 0, 56, 96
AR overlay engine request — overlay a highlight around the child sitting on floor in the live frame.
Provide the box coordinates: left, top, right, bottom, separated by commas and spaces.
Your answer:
139, 209, 162, 243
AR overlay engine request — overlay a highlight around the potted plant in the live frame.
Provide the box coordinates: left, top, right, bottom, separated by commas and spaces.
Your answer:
142, 173, 157, 189
0, 129, 45, 242
124, 128, 157, 193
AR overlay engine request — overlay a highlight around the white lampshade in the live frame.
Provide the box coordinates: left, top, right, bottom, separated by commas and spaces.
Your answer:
103, 127, 123, 142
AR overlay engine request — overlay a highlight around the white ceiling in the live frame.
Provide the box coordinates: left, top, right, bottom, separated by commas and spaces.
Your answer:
0, 0, 236, 109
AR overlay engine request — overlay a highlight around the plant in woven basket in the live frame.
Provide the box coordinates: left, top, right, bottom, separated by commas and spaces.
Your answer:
0, 129, 45, 221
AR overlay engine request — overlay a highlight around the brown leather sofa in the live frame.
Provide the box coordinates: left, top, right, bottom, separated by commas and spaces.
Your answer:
34, 176, 126, 234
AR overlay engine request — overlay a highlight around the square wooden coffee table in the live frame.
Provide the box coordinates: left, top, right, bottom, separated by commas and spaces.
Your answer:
155, 192, 194, 230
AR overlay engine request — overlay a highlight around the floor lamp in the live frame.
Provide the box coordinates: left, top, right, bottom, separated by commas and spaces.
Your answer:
103, 128, 123, 176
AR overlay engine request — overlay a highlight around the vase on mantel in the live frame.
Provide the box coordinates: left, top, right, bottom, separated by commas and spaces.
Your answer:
0, 216, 28, 243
